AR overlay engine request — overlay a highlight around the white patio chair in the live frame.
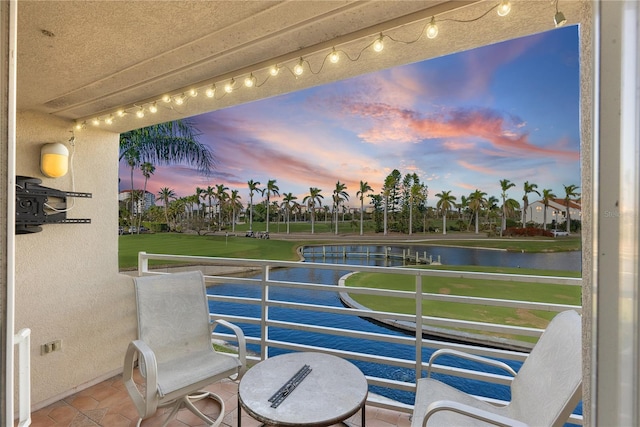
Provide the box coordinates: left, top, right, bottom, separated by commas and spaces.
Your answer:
412, 310, 582, 427
123, 270, 247, 427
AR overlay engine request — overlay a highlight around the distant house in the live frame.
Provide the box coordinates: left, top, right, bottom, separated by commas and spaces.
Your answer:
528, 198, 581, 228
119, 190, 156, 214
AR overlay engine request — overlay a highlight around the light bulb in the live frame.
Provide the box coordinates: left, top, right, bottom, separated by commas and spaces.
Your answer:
206, 85, 216, 98
329, 49, 339, 64
269, 66, 279, 76
188, 88, 197, 97
92, 118, 100, 126
74, 122, 83, 131
136, 109, 145, 118
426, 17, 438, 39
149, 103, 158, 113
554, 11, 567, 27
373, 36, 384, 52
174, 94, 185, 105
105, 115, 113, 125
293, 59, 304, 76
224, 79, 235, 93
244, 74, 256, 88
497, 0, 511, 17
116, 109, 125, 117
162, 94, 171, 103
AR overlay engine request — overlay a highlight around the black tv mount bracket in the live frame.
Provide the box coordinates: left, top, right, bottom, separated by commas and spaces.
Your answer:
15, 175, 92, 234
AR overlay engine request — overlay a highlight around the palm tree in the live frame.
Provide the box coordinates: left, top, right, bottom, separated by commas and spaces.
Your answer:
281, 192, 298, 234
157, 187, 176, 228
468, 189, 488, 234
119, 120, 214, 174
499, 179, 516, 236
522, 181, 540, 226
228, 190, 242, 232
332, 181, 349, 235
303, 187, 323, 234
247, 180, 261, 233
356, 181, 373, 236
214, 184, 229, 231
195, 187, 206, 218
435, 190, 456, 235
137, 162, 155, 233
205, 185, 216, 223
563, 184, 580, 233
264, 179, 280, 233
123, 147, 140, 228
541, 189, 557, 230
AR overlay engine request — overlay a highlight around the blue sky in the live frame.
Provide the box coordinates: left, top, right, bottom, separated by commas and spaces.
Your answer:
120, 25, 580, 208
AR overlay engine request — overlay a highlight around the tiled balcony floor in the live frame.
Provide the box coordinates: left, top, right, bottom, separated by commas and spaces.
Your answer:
29, 375, 412, 427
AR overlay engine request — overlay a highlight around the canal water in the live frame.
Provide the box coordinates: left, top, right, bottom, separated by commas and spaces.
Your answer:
207, 246, 581, 418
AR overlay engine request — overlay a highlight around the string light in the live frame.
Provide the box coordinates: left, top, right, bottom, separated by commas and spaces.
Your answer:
372, 34, 384, 52
224, 79, 235, 93
79, 1, 556, 128
425, 17, 438, 39
329, 48, 340, 64
244, 74, 256, 88
293, 59, 305, 76
497, 0, 511, 17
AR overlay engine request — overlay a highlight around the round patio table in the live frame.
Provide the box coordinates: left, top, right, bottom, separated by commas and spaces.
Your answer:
238, 352, 368, 426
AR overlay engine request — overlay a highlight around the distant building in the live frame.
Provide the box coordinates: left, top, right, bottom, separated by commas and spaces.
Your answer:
528, 198, 581, 228
119, 190, 155, 214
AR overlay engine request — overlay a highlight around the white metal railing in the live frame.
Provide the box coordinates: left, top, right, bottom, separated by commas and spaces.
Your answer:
137, 251, 583, 424
14, 328, 32, 427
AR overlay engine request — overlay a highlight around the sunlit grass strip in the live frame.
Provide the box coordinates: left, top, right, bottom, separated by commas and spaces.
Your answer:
344, 265, 581, 343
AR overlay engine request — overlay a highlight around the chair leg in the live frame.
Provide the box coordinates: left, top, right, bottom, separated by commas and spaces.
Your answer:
182, 391, 226, 427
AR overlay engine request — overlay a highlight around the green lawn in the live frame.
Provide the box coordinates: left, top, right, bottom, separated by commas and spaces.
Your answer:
345, 265, 581, 342
118, 233, 302, 269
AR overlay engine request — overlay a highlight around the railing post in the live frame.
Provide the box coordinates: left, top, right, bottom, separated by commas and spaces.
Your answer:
415, 274, 423, 382
138, 251, 148, 276
15, 328, 31, 427
261, 265, 269, 360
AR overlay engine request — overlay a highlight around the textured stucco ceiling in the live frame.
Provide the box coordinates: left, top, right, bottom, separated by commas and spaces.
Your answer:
17, 0, 589, 133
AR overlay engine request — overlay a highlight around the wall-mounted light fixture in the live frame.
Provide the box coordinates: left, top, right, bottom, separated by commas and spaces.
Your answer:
40, 143, 69, 178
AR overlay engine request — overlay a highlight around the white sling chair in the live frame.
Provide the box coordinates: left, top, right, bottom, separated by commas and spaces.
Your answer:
123, 271, 246, 427
412, 310, 582, 427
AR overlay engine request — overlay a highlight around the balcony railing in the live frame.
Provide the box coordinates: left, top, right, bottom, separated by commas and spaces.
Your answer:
137, 251, 583, 425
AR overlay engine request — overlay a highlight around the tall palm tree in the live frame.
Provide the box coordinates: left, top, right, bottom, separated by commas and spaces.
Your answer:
157, 187, 176, 228
205, 185, 216, 222
356, 181, 373, 236
123, 147, 140, 228
499, 179, 516, 236
303, 187, 323, 234
522, 181, 540, 226
137, 162, 155, 233
281, 193, 298, 234
264, 179, 280, 233
563, 184, 580, 233
119, 120, 214, 174
247, 180, 261, 232
332, 181, 349, 235
435, 190, 456, 235
228, 190, 242, 232
214, 184, 229, 231
541, 189, 557, 230
468, 189, 488, 234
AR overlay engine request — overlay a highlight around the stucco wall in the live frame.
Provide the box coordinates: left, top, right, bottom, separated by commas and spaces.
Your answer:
14, 111, 135, 407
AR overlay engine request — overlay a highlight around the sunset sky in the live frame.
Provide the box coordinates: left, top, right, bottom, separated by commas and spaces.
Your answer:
119, 25, 581, 209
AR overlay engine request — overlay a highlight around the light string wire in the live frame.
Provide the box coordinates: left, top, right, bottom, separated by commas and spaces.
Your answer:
75, 0, 561, 130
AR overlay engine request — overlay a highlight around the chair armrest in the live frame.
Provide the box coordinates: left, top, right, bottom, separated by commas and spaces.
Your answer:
422, 400, 529, 427
427, 349, 517, 378
123, 340, 159, 419
213, 319, 247, 378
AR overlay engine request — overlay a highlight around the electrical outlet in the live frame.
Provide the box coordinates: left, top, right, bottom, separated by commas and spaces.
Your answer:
41, 339, 62, 355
